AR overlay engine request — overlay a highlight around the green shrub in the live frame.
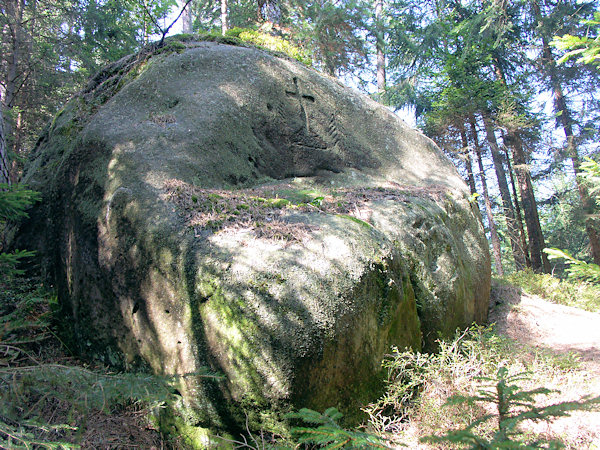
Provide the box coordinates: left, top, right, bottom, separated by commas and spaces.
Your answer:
0, 183, 40, 277
424, 367, 600, 448
364, 323, 596, 447
545, 247, 600, 283
501, 269, 600, 312
364, 326, 509, 438
540, 158, 600, 286
287, 407, 390, 449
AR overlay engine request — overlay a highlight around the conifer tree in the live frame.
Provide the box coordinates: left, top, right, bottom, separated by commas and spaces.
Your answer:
529, 0, 600, 265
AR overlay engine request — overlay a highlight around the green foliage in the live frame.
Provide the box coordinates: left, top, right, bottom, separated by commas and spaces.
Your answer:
285, 0, 371, 77
287, 407, 390, 449
545, 248, 600, 283
501, 269, 600, 312
423, 367, 600, 448
364, 323, 595, 446
365, 326, 508, 431
0, 249, 36, 278
542, 158, 600, 284
0, 363, 174, 448
539, 174, 589, 263
552, 12, 600, 66
0, 183, 40, 223
0, 278, 54, 344
0, 183, 40, 277
580, 157, 600, 201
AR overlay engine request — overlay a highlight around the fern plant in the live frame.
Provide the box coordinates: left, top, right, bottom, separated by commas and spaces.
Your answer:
287, 407, 390, 449
423, 367, 600, 448
0, 183, 40, 277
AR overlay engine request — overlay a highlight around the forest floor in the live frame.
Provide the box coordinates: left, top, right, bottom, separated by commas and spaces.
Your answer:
384, 279, 600, 449
486, 282, 600, 448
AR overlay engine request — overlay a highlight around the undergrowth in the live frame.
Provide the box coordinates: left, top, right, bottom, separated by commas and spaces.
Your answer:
0, 275, 177, 448
425, 367, 599, 449
364, 325, 599, 448
501, 269, 600, 312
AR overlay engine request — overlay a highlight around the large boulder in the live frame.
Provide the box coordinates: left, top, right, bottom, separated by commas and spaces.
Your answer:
19, 37, 490, 436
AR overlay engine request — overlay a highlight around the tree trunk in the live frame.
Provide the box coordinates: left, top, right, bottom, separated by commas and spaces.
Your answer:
0, 99, 9, 186
532, 0, 600, 265
470, 117, 503, 276
459, 125, 478, 199
4, 0, 25, 161
181, 0, 193, 33
221, 0, 229, 35
491, 53, 549, 272
482, 113, 527, 270
502, 142, 531, 269
506, 133, 551, 273
375, 0, 386, 93
5, 0, 24, 110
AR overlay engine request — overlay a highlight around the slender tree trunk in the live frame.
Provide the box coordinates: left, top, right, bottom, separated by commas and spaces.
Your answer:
5, 0, 24, 112
505, 133, 551, 272
0, 99, 9, 186
181, 0, 194, 33
532, 0, 600, 265
459, 125, 478, 198
470, 117, 503, 276
375, 0, 386, 93
502, 142, 531, 268
4, 0, 24, 158
221, 0, 229, 35
482, 113, 526, 270
2, 0, 25, 185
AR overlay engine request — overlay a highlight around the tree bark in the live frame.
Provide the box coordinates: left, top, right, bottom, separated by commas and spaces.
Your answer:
482, 113, 527, 270
0, 99, 9, 186
2, 0, 25, 185
505, 133, 551, 273
4, 0, 25, 152
181, 0, 193, 33
502, 142, 531, 269
459, 125, 478, 199
375, 0, 386, 93
532, 0, 600, 265
4, 0, 24, 112
490, 53, 549, 272
221, 0, 229, 35
470, 117, 503, 276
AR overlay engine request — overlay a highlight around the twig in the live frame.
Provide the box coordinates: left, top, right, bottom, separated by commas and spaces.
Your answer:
0, 344, 40, 365
138, 0, 195, 47
159, 0, 194, 44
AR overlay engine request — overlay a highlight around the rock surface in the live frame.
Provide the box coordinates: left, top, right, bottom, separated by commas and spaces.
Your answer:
18, 37, 490, 435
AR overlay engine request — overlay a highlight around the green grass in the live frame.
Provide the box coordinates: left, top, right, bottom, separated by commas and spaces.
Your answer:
500, 269, 600, 312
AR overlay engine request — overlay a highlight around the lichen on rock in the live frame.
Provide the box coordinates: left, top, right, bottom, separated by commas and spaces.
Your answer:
16, 36, 490, 439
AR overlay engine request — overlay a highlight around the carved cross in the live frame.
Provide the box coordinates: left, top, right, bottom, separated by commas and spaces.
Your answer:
285, 77, 315, 132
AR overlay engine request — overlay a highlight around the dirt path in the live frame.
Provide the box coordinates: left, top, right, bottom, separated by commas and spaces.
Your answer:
489, 282, 600, 447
